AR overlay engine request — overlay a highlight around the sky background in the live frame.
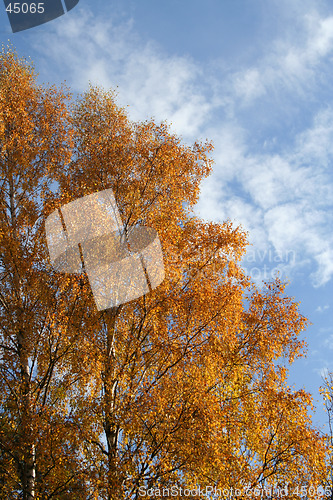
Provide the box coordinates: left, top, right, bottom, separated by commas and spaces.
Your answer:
1, 0, 333, 431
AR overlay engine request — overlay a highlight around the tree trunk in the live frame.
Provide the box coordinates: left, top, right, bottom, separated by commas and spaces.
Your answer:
17, 328, 36, 500
102, 307, 121, 500
9, 175, 36, 499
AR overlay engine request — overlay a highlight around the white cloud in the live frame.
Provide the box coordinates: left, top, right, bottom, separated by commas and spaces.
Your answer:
311, 249, 333, 286
305, 13, 333, 60
197, 107, 333, 286
323, 335, 333, 351
234, 68, 266, 103
33, 9, 212, 140
294, 108, 333, 169
316, 305, 330, 313
231, 11, 333, 107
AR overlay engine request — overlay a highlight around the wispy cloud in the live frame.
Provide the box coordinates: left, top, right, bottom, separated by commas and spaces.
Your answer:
316, 305, 330, 313
229, 11, 333, 107
30, 4, 333, 287
197, 110, 333, 286
32, 8, 212, 140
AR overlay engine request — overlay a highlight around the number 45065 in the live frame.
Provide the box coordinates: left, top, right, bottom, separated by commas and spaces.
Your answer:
6, 3, 45, 14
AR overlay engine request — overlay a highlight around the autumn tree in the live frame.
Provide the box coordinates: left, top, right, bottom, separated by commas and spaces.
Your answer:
0, 47, 329, 499
0, 47, 92, 499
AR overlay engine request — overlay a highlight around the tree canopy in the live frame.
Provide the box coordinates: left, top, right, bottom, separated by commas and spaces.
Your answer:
0, 47, 329, 500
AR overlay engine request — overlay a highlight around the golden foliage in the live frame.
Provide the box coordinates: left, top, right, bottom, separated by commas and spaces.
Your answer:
0, 47, 329, 499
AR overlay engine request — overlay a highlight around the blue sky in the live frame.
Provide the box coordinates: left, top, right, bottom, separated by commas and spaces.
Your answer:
1, 0, 333, 430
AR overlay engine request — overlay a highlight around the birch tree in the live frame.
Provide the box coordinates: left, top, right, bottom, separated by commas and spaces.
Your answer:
0, 47, 329, 499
